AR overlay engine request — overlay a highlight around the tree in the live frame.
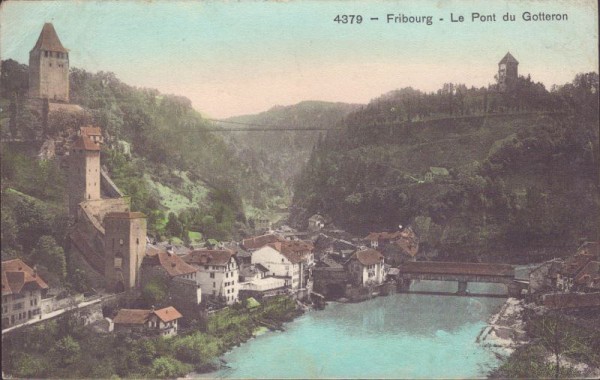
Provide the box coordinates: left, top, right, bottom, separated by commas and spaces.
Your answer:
142, 277, 168, 306
31, 235, 66, 281
166, 212, 183, 238
149, 357, 192, 378
533, 313, 582, 378
52, 335, 80, 366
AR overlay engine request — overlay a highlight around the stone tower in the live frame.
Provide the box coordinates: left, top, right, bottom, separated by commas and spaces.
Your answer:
498, 52, 519, 92
29, 23, 70, 102
104, 212, 147, 293
68, 134, 101, 216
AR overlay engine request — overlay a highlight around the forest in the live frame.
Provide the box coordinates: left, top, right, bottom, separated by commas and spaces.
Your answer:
292, 73, 599, 262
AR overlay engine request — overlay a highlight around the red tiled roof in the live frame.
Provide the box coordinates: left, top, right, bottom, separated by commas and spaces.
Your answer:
143, 248, 197, 277
398, 261, 514, 277
575, 261, 600, 287
268, 240, 313, 264
2, 259, 49, 296
105, 211, 146, 219
31, 23, 68, 53
113, 309, 151, 325
392, 228, 419, 257
543, 292, 600, 309
560, 254, 594, 277
183, 249, 235, 267
351, 249, 384, 266
153, 306, 182, 323
71, 135, 100, 151
114, 306, 183, 324
242, 234, 284, 251
80, 126, 102, 136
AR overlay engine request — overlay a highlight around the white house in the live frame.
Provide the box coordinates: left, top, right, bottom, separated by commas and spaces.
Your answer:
182, 249, 239, 305
2, 259, 49, 329
113, 306, 182, 336
346, 249, 385, 286
251, 241, 314, 291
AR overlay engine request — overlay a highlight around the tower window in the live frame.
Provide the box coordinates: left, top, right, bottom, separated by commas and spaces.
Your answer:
44, 51, 48, 57
49, 63, 52, 67
119, 239, 124, 245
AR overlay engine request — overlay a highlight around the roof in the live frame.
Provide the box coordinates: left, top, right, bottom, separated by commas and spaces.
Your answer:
577, 241, 600, 259
398, 261, 514, 277
239, 263, 269, 278
241, 234, 285, 251
31, 23, 68, 53
364, 231, 403, 241
499, 52, 519, 65
575, 261, 600, 287
2, 259, 49, 296
183, 249, 236, 267
153, 306, 182, 323
392, 228, 419, 257
144, 247, 197, 277
350, 249, 384, 266
560, 253, 594, 277
71, 135, 100, 151
113, 307, 182, 325
429, 167, 449, 176
80, 126, 102, 136
543, 292, 600, 309
104, 211, 147, 219
268, 240, 314, 264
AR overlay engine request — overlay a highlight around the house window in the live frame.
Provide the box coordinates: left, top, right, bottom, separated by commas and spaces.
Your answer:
44, 51, 48, 57
213, 282, 216, 288
204, 266, 208, 270
210, 273, 215, 279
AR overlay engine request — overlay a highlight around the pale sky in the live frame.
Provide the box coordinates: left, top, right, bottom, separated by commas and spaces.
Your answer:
1, 0, 598, 118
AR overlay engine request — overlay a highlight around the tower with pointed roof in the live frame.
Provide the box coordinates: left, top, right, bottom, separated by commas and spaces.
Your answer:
29, 23, 70, 102
498, 52, 519, 92
68, 133, 101, 216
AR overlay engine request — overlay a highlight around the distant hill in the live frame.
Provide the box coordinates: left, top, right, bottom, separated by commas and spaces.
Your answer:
292, 74, 599, 263
220, 101, 361, 202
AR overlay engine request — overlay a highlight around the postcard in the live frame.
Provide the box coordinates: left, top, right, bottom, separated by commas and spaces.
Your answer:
1, 0, 598, 379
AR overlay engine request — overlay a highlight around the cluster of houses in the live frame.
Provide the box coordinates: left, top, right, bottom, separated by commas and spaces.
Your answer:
1, 220, 422, 335
529, 241, 600, 310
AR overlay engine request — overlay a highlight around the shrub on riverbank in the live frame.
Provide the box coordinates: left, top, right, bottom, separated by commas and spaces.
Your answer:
490, 312, 600, 378
1, 295, 301, 378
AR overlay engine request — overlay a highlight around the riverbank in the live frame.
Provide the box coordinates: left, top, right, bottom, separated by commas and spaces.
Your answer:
1, 295, 302, 379
486, 298, 600, 378
478, 297, 528, 358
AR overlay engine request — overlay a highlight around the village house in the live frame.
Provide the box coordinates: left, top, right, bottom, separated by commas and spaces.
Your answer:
424, 167, 449, 182
251, 240, 315, 291
241, 233, 285, 252
556, 252, 596, 292
113, 306, 182, 336
382, 227, 420, 265
573, 261, 600, 291
182, 249, 239, 305
308, 214, 325, 231
141, 246, 201, 315
346, 249, 385, 287
239, 263, 269, 282
2, 259, 49, 329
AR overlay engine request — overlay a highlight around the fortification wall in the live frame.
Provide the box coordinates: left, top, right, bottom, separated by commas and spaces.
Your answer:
80, 197, 130, 225
100, 169, 124, 198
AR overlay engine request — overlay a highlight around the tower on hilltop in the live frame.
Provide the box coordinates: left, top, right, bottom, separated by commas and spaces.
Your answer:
29, 23, 70, 102
498, 52, 519, 92
104, 212, 147, 293
68, 133, 101, 216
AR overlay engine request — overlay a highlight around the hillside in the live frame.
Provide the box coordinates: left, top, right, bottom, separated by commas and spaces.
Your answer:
221, 101, 361, 206
1, 59, 281, 243
292, 74, 599, 263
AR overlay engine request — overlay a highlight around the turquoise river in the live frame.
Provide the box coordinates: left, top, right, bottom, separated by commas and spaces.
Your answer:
197, 281, 509, 379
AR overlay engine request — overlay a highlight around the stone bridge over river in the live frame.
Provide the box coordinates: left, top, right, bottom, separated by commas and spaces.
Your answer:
396, 261, 525, 297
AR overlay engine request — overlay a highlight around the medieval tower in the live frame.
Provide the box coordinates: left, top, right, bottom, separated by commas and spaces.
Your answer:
29, 23, 70, 102
498, 52, 519, 92
104, 212, 147, 292
68, 134, 101, 216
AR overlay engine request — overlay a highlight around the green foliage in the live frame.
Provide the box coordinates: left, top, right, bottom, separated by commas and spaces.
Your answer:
31, 235, 67, 280
172, 332, 220, 369
52, 335, 80, 366
142, 276, 168, 306
293, 73, 599, 261
149, 356, 193, 378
